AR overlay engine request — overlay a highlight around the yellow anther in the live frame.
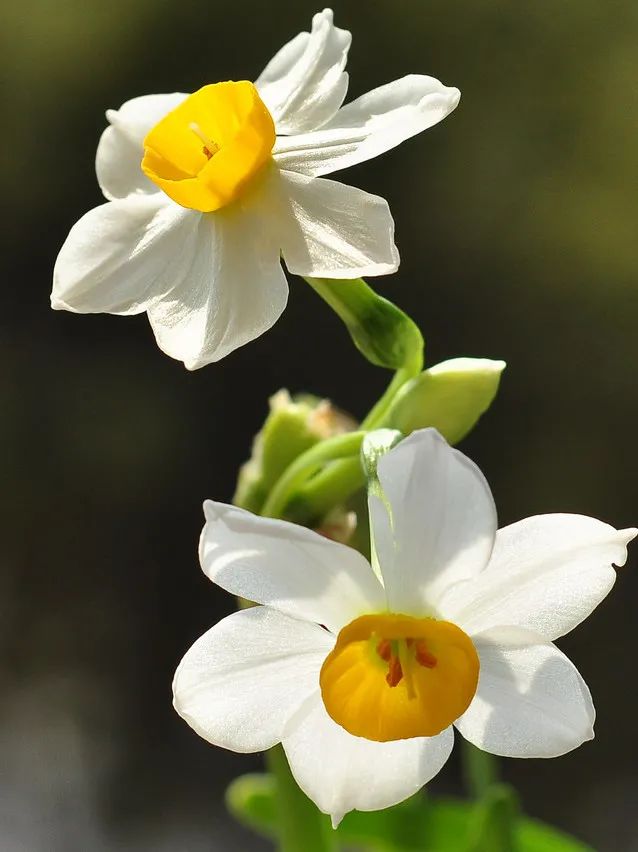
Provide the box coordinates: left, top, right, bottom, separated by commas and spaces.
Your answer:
188, 122, 220, 159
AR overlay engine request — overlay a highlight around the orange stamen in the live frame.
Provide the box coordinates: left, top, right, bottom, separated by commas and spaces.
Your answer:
415, 640, 438, 669
386, 655, 403, 687
376, 639, 392, 662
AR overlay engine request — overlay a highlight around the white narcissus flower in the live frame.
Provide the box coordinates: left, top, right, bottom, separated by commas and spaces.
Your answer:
173, 428, 636, 826
51, 9, 460, 370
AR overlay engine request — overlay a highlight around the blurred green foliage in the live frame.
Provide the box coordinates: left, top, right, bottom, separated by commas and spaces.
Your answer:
227, 773, 594, 852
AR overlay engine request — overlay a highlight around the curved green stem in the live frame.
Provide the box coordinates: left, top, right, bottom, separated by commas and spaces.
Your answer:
261, 431, 365, 519
266, 746, 337, 852
288, 275, 423, 526
302, 277, 424, 377
284, 360, 421, 524
293, 457, 364, 523
360, 363, 418, 429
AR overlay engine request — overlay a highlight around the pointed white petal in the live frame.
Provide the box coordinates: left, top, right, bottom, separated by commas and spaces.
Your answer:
273, 75, 460, 177
282, 693, 454, 826
51, 195, 190, 315
173, 607, 332, 753
372, 429, 497, 615
440, 515, 636, 640
96, 92, 187, 200
199, 502, 385, 634
146, 200, 288, 368
255, 9, 350, 134
456, 626, 595, 758
278, 170, 399, 278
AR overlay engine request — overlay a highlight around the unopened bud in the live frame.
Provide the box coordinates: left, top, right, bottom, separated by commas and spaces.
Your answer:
233, 390, 357, 513
384, 358, 506, 445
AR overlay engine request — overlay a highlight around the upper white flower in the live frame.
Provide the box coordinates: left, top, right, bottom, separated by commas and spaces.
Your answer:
51, 9, 460, 369
173, 428, 636, 825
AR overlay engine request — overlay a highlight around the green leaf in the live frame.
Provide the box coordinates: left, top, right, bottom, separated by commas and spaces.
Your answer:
338, 796, 471, 851
227, 776, 594, 852
304, 277, 424, 372
226, 773, 277, 840
517, 818, 595, 852
384, 357, 506, 444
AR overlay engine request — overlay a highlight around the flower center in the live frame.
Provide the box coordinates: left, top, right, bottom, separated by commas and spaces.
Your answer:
320, 613, 479, 742
141, 81, 275, 213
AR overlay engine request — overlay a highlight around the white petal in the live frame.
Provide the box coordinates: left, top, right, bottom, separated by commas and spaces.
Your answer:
96, 92, 187, 200
456, 626, 595, 758
173, 607, 332, 753
273, 75, 460, 177
146, 199, 289, 368
372, 429, 497, 615
255, 9, 351, 134
282, 693, 454, 826
277, 170, 399, 278
51, 194, 190, 315
440, 516, 636, 640
199, 502, 385, 634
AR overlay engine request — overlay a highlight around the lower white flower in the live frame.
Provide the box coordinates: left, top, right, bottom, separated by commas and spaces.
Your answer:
51, 9, 460, 369
173, 429, 635, 825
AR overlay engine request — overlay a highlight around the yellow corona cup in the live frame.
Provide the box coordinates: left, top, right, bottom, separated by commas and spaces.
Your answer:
142, 82, 275, 212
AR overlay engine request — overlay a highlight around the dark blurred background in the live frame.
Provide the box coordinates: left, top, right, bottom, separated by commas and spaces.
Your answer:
3, 0, 638, 849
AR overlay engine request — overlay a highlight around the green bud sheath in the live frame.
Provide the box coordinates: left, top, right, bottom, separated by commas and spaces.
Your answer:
385, 357, 506, 445
233, 390, 357, 513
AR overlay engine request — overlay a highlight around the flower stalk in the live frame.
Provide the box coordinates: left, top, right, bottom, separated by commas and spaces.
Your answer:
261, 431, 366, 519
462, 740, 500, 799
263, 363, 422, 525
266, 746, 337, 852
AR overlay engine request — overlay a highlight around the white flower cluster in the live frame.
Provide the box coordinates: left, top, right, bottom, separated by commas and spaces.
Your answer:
50, 8, 635, 830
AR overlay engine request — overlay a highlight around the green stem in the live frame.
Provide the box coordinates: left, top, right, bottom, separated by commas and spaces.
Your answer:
288, 276, 423, 525
287, 361, 420, 524
266, 746, 337, 852
360, 364, 416, 429
293, 457, 364, 523
304, 274, 422, 430
302, 277, 424, 378
234, 280, 425, 850
261, 431, 365, 519
462, 740, 500, 799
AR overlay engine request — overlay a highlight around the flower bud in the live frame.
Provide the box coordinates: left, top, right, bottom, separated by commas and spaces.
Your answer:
233, 390, 357, 513
384, 358, 506, 444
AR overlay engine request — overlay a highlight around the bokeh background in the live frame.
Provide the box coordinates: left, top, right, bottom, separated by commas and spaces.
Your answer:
4, 0, 638, 849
